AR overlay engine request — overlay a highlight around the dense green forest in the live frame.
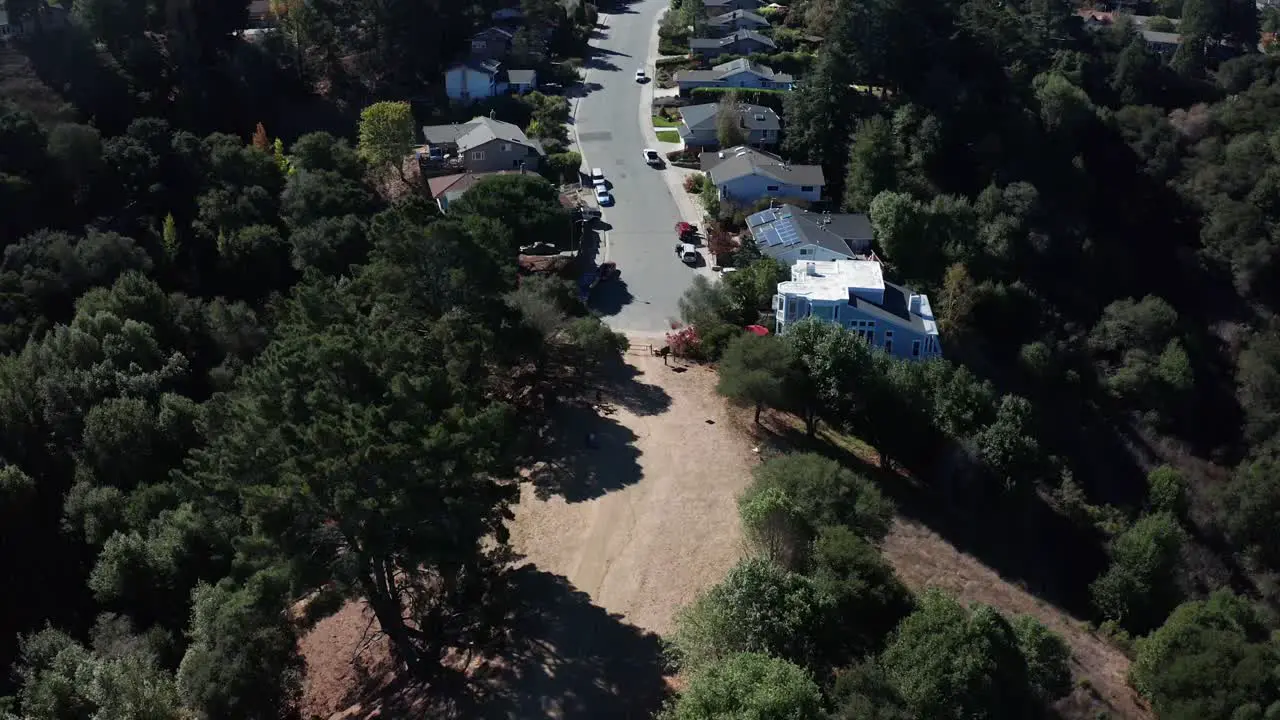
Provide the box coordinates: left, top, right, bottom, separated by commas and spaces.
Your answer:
4, 0, 1280, 713
0, 0, 624, 715
660, 0, 1280, 715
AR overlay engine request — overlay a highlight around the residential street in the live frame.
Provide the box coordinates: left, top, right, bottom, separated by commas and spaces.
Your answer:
575, 0, 710, 334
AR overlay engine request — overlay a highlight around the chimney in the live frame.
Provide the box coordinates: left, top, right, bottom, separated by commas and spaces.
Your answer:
806, 261, 817, 276
909, 294, 923, 315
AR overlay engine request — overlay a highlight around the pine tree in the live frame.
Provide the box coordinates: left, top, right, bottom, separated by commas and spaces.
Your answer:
162, 213, 179, 259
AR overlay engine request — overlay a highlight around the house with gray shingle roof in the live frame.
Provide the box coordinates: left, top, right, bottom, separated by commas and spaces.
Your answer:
675, 58, 794, 95
703, 0, 765, 13
689, 29, 776, 58
746, 204, 873, 264
420, 116, 544, 172
701, 146, 824, 203
706, 9, 769, 35
677, 103, 780, 148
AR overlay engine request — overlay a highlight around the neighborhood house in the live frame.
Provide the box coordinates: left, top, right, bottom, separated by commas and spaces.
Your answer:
705, 9, 770, 35
420, 116, 545, 173
701, 146, 824, 203
689, 29, 777, 58
443, 26, 536, 102
774, 259, 943, 360
703, 0, 766, 13
427, 170, 517, 213
747, 205, 873, 264
675, 58, 795, 95
677, 103, 780, 148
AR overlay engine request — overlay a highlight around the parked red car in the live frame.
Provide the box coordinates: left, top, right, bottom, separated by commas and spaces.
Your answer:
675, 222, 697, 241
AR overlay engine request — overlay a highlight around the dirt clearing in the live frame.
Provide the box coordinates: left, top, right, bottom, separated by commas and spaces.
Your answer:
510, 347, 759, 635
299, 348, 759, 719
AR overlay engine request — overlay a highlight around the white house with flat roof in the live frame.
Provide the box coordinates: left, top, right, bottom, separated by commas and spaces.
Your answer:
774, 259, 942, 360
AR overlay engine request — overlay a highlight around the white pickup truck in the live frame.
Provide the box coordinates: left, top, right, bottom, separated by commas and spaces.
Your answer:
643, 148, 663, 167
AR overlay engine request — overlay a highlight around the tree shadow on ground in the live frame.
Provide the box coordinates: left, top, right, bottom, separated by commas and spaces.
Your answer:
599, 351, 672, 416
334, 565, 669, 720
464, 564, 670, 718
751, 411, 1109, 619
527, 400, 643, 501
525, 354, 670, 502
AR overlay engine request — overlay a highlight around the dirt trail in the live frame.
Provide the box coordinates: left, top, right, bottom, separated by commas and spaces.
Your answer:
510, 349, 759, 635
882, 518, 1153, 720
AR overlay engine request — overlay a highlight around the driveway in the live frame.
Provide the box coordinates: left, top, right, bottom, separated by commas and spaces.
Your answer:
575, 0, 710, 334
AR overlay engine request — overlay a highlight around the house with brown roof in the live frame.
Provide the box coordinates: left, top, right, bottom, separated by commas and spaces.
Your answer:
427, 171, 518, 212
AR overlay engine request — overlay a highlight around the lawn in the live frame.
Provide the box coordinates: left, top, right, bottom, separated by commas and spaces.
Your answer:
655, 130, 681, 143
652, 115, 680, 128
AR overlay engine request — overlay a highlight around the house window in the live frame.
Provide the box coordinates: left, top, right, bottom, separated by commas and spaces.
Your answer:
884, 330, 893, 354
912, 340, 921, 358
801, 186, 814, 192
766, 185, 780, 192
501, 143, 511, 151
799, 248, 809, 256
813, 305, 834, 321
472, 150, 486, 160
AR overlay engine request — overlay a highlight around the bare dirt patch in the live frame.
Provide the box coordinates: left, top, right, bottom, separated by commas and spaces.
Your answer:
298, 348, 759, 719
511, 348, 759, 635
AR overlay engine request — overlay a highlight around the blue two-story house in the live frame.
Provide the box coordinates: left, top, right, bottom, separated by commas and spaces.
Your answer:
774, 259, 943, 360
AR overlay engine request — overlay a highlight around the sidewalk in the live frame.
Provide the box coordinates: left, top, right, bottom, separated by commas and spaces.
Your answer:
640, 9, 714, 265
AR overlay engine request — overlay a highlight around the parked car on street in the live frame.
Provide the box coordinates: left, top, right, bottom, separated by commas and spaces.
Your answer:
591, 168, 606, 187
595, 186, 613, 206
643, 148, 663, 166
675, 242, 699, 264
635, 69, 647, 82
675, 221, 697, 241
578, 262, 620, 301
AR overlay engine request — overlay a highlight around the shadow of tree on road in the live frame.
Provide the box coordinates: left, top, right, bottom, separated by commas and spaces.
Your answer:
590, 277, 634, 315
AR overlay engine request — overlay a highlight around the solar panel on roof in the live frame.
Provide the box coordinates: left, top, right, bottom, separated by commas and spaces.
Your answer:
758, 226, 783, 247
779, 207, 792, 219
747, 210, 772, 228
776, 218, 802, 246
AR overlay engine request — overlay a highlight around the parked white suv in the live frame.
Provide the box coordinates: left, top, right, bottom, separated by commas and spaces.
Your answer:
591, 168, 606, 187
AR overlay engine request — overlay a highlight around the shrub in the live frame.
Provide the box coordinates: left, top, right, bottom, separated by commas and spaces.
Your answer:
809, 525, 915, 657
739, 486, 807, 569
666, 325, 702, 359
881, 590, 1072, 718
1130, 590, 1280, 719
684, 174, 706, 193
660, 653, 823, 720
1090, 512, 1186, 634
1146, 465, 1187, 516
745, 453, 894, 543
667, 557, 833, 671
544, 151, 583, 183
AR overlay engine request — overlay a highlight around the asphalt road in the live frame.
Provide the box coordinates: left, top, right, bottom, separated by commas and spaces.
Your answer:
575, 0, 698, 334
